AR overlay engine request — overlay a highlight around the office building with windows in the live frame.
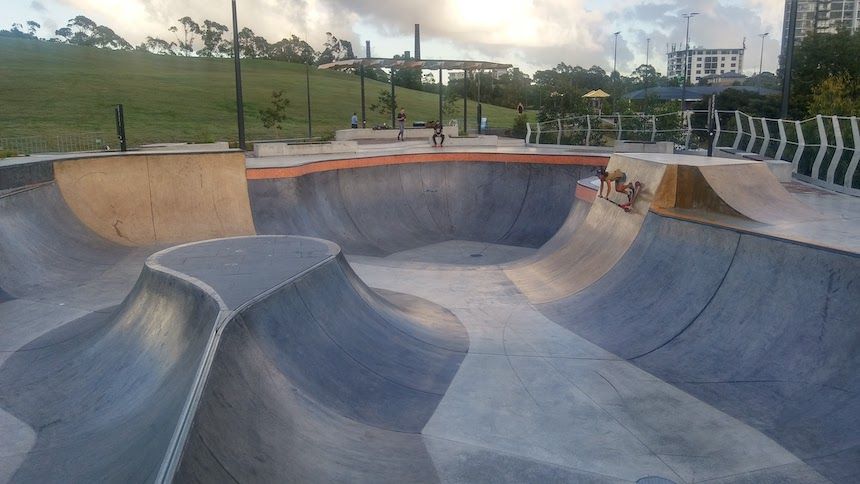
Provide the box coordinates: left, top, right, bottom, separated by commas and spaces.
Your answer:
780, 0, 860, 67
666, 47, 745, 84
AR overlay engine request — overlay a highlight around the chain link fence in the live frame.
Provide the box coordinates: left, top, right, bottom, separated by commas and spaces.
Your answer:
0, 132, 113, 157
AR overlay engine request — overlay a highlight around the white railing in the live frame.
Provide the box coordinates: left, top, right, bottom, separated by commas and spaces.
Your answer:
527, 110, 860, 196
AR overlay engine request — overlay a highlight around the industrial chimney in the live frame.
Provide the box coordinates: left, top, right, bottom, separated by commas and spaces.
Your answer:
414, 24, 421, 60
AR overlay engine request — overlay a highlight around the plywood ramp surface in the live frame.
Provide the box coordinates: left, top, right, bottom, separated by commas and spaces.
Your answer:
54, 152, 255, 245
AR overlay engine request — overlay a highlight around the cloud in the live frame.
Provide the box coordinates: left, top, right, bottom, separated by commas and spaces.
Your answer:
30, 1, 47, 12
36, 0, 784, 74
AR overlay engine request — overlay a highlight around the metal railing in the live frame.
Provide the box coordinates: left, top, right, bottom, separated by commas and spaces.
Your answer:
528, 110, 860, 195
0, 132, 113, 156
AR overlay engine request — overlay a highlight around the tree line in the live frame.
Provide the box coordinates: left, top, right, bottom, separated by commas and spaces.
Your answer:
0, 15, 355, 65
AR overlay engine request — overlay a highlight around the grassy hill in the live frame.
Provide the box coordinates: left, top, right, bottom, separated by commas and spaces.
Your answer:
0, 37, 520, 147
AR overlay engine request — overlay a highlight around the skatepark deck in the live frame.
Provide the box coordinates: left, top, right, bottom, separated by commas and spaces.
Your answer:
0, 148, 857, 483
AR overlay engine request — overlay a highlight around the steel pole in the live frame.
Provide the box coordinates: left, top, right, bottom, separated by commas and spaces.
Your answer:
438, 68, 443, 124
463, 70, 468, 135
305, 62, 312, 137
390, 68, 396, 128
231, 0, 246, 150
360, 66, 366, 127
681, 16, 691, 109
781, 0, 798, 118
757, 32, 768, 88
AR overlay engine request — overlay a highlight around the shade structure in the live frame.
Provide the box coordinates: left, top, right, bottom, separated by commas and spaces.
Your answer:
582, 89, 611, 98
318, 58, 512, 71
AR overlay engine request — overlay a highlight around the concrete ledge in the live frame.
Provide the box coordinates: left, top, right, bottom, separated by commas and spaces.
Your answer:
336, 127, 458, 141
139, 142, 230, 152
764, 160, 794, 182
436, 135, 499, 147
253, 141, 358, 157
614, 140, 674, 154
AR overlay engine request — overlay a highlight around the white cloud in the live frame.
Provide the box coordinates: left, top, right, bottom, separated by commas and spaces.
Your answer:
2, 0, 787, 74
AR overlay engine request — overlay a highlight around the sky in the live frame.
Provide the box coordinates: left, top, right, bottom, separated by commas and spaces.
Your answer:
3, 0, 787, 77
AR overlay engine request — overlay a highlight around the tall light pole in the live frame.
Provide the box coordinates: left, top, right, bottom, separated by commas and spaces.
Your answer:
231, 0, 245, 150
612, 31, 620, 113
757, 32, 769, 88
680, 12, 699, 110
645, 37, 651, 109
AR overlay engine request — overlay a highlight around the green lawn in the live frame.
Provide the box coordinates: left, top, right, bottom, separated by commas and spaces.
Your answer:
0, 38, 520, 147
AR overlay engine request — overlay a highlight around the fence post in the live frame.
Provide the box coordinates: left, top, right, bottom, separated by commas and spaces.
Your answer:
792, 120, 805, 170
651, 115, 657, 142
826, 115, 844, 184
617, 114, 622, 142
811, 114, 828, 180
775, 119, 787, 161
713, 111, 722, 147
732, 111, 743, 150
746, 114, 757, 153
845, 117, 860, 191
759, 118, 770, 156
683, 111, 692, 150
525, 122, 532, 145
535, 121, 541, 145
557, 119, 562, 145
586, 115, 592, 146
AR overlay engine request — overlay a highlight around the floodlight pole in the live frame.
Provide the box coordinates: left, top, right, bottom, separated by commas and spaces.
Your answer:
463, 70, 468, 135
306, 62, 312, 138
680, 12, 698, 111
645, 37, 650, 111
438, 68, 443, 124
612, 31, 620, 113
231, 0, 246, 150
390, 68, 396, 128
757, 32, 769, 88
781, 0, 798, 118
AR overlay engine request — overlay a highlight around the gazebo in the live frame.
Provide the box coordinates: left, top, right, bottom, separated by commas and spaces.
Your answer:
582, 89, 610, 115
319, 58, 512, 134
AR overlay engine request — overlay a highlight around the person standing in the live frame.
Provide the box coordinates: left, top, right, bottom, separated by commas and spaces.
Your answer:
396, 108, 406, 141
351, 112, 359, 129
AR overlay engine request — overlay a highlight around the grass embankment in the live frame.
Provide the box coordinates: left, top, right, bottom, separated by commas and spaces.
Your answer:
0, 37, 519, 146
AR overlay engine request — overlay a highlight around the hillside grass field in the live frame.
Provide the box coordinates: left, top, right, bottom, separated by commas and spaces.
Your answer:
0, 37, 521, 147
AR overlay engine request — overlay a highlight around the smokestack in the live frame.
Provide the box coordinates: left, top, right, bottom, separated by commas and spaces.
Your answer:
414, 24, 421, 60
365, 40, 371, 58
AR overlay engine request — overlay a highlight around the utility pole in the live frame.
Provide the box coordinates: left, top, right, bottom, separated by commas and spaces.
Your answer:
231, 0, 246, 149
305, 61, 312, 138
757, 32, 769, 88
612, 31, 620, 113
781, 0, 798, 118
645, 37, 651, 111
680, 12, 699, 111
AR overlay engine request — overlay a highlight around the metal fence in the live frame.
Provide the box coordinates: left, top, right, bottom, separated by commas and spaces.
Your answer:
527, 110, 860, 196
0, 132, 113, 156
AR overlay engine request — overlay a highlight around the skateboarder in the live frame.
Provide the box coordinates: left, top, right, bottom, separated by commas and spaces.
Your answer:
432, 121, 445, 147
596, 167, 642, 211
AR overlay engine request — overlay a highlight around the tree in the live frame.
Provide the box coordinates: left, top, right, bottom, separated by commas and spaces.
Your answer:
197, 20, 229, 57
170, 17, 200, 56
370, 90, 396, 119
259, 90, 290, 133
268, 35, 316, 63
237, 27, 268, 58
52, 16, 130, 49
791, 31, 860, 117
442, 91, 460, 118
630, 64, 659, 87
26, 21, 39, 37
144, 36, 177, 55
316, 32, 354, 64
0, 21, 38, 40
807, 74, 859, 116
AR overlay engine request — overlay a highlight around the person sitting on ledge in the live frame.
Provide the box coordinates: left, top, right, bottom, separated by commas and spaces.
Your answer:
432, 121, 445, 147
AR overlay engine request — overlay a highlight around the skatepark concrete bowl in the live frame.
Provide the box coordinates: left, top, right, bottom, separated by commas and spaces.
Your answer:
0, 149, 858, 484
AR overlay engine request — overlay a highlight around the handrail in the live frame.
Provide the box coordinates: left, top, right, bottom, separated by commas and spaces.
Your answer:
526, 110, 859, 196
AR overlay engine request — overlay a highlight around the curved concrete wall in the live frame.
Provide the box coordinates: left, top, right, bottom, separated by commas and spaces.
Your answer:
250, 161, 595, 256
53, 152, 255, 246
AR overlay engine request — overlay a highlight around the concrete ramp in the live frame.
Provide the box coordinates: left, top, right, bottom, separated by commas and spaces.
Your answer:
250, 161, 594, 256
653, 161, 820, 224
505, 153, 668, 303
53, 152, 255, 246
